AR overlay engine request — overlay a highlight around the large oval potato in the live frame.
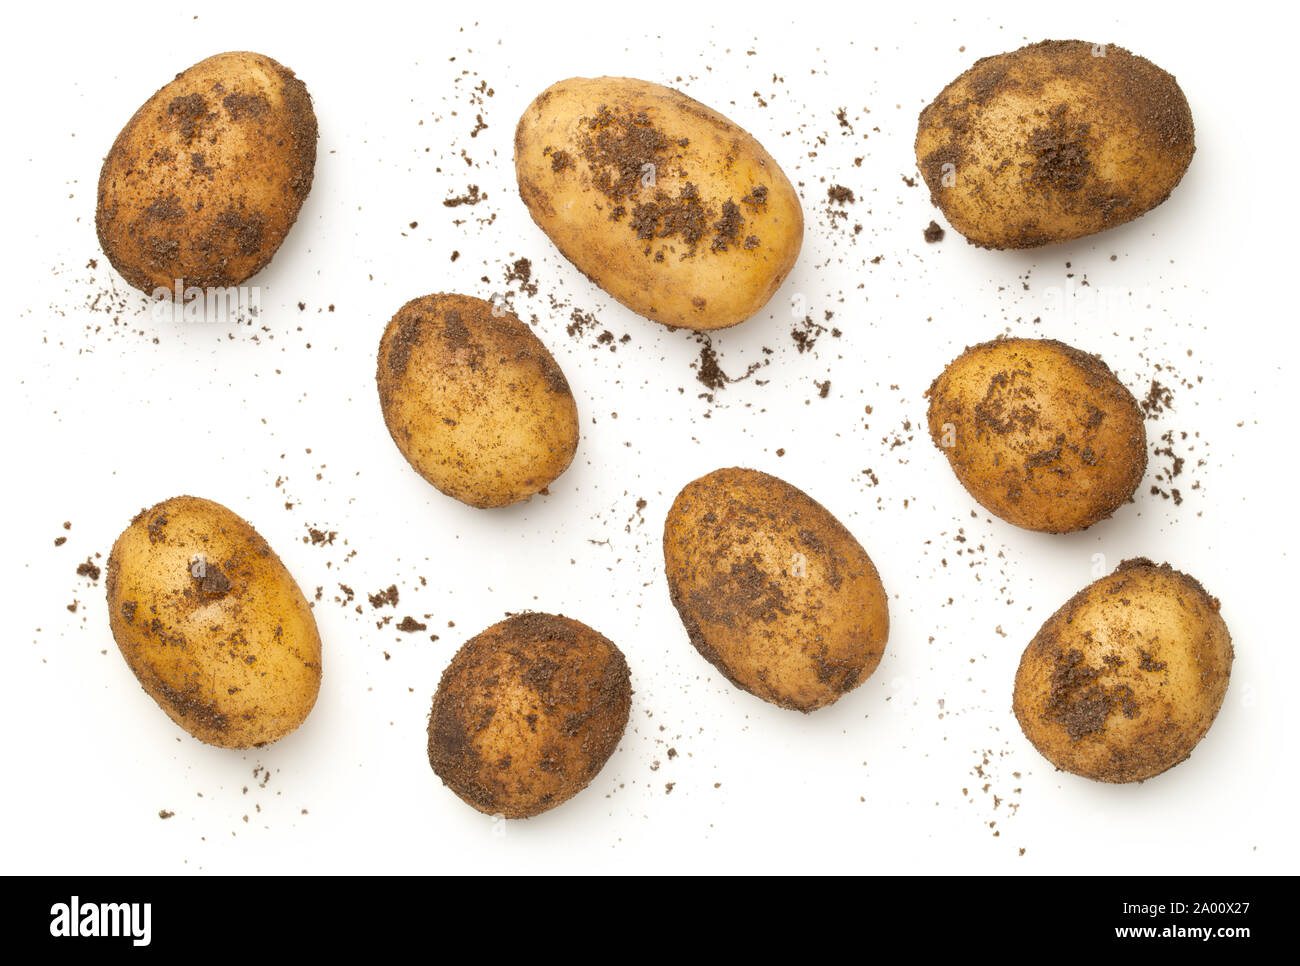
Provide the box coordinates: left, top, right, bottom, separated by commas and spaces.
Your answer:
106, 496, 322, 749
1013, 558, 1233, 783
515, 76, 803, 331
96, 51, 318, 293
925, 337, 1147, 533
663, 468, 889, 712
376, 293, 579, 509
915, 40, 1194, 249
427, 613, 632, 819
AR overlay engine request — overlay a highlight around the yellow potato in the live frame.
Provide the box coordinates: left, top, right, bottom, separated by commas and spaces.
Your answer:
375, 293, 579, 508
1013, 558, 1233, 783
96, 51, 318, 293
915, 40, 1194, 248
514, 76, 803, 331
106, 496, 322, 749
663, 468, 889, 712
925, 337, 1147, 533
427, 613, 632, 819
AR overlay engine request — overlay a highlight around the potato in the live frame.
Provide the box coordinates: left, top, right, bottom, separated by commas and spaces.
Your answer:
105, 496, 322, 749
96, 51, 318, 293
427, 613, 631, 819
376, 293, 579, 509
915, 40, 1194, 249
1013, 558, 1233, 783
925, 337, 1146, 533
663, 468, 889, 712
514, 76, 803, 331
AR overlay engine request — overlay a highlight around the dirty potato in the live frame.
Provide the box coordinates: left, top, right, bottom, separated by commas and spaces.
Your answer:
915, 40, 1194, 248
106, 495, 322, 749
515, 76, 803, 330
925, 337, 1147, 533
1013, 558, 1233, 783
663, 467, 889, 712
96, 51, 318, 293
376, 294, 580, 509
427, 613, 632, 819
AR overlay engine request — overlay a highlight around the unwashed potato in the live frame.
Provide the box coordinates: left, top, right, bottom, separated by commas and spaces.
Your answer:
925, 337, 1147, 533
515, 76, 803, 331
96, 51, 318, 293
428, 613, 632, 819
663, 468, 889, 712
1013, 558, 1233, 783
915, 40, 1194, 249
106, 496, 322, 749
376, 293, 579, 508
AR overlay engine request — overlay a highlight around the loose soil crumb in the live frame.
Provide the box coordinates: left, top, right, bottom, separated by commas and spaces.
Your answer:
443, 185, 485, 207
369, 585, 400, 609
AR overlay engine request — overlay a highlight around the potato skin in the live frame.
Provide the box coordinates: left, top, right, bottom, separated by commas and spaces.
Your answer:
427, 613, 632, 819
925, 337, 1147, 533
915, 40, 1194, 249
96, 51, 318, 293
1013, 559, 1233, 783
663, 468, 889, 712
105, 496, 322, 749
376, 294, 579, 509
514, 77, 803, 331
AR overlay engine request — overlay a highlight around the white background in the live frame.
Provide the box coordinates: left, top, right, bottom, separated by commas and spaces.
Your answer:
3, 0, 1296, 874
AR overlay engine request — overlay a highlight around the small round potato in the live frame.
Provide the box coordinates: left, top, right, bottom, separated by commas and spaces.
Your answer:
915, 40, 1194, 249
376, 294, 580, 509
1013, 558, 1233, 783
663, 468, 889, 712
427, 613, 632, 819
515, 76, 803, 331
106, 496, 322, 749
96, 51, 318, 293
925, 337, 1147, 533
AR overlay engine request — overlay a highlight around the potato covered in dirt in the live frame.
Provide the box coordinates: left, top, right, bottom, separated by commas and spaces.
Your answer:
915, 40, 1194, 249
1013, 558, 1233, 783
427, 613, 632, 819
925, 337, 1146, 533
663, 468, 889, 712
96, 51, 318, 293
515, 76, 803, 331
106, 496, 322, 749
376, 294, 579, 509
